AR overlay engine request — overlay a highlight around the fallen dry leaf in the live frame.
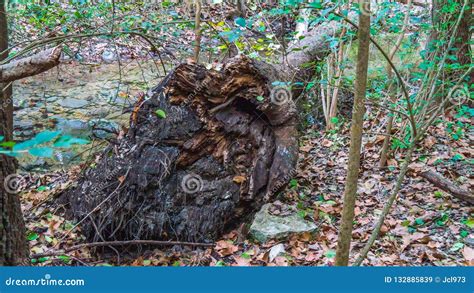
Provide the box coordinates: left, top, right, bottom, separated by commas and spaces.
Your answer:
215, 240, 239, 257
462, 246, 474, 266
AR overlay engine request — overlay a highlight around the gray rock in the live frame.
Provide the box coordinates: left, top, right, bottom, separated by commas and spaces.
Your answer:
56, 118, 90, 138
22, 158, 50, 172
13, 120, 35, 139
14, 120, 34, 131
250, 203, 317, 243
46, 96, 60, 103
89, 119, 119, 139
57, 98, 89, 109
464, 236, 474, 248
102, 50, 117, 64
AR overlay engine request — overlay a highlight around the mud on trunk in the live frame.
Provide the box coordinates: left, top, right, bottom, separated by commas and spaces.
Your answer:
62, 56, 299, 243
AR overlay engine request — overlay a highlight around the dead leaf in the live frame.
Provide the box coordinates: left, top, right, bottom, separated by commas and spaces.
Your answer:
233, 256, 251, 266
215, 240, 239, 257
269, 244, 286, 262
233, 176, 246, 184
462, 246, 474, 266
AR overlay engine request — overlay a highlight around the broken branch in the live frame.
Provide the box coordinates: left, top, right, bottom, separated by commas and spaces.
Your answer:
30, 240, 214, 259
420, 170, 474, 205
0, 46, 61, 82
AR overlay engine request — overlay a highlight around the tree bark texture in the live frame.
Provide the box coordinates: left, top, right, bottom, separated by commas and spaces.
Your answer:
335, 0, 371, 266
0, 0, 28, 266
61, 17, 345, 244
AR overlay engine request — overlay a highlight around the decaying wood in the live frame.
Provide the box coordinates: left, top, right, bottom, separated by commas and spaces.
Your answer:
0, 46, 61, 83
62, 19, 345, 245
63, 56, 299, 243
420, 170, 474, 204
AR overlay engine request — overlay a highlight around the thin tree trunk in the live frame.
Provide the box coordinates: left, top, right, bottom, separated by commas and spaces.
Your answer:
335, 0, 371, 266
354, 147, 415, 265
0, 0, 28, 266
379, 0, 412, 168
193, 0, 202, 62
427, 0, 472, 82
355, 0, 471, 265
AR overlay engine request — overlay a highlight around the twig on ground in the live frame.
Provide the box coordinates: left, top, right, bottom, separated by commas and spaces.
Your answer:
31, 240, 214, 259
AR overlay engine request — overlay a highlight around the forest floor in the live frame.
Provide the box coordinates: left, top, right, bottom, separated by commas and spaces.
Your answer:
20, 86, 473, 266
9, 2, 472, 267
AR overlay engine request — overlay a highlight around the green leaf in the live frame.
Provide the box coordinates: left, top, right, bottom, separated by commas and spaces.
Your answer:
27, 232, 39, 241
0, 141, 15, 148
241, 252, 251, 259
13, 131, 60, 151
415, 218, 425, 226
330, 117, 339, 124
58, 255, 71, 264
53, 136, 89, 148
38, 257, 49, 263
436, 213, 449, 226
155, 109, 167, 119
235, 17, 246, 27
143, 259, 152, 265
465, 218, 474, 228
33, 131, 61, 145
37, 186, 47, 192
309, 1, 323, 9
450, 242, 464, 252
289, 179, 298, 188
29, 147, 53, 158
256, 95, 264, 102
433, 191, 443, 198
401, 220, 411, 227
324, 250, 336, 258
460, 230, 469, 238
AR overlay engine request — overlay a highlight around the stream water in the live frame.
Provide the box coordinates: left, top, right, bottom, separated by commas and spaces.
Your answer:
12, 59, 165, 171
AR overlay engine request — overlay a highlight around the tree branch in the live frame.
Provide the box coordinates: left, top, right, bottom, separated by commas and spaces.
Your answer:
0, 46, 62, 83
420, 170, 474, 204
30, 240, 214, 259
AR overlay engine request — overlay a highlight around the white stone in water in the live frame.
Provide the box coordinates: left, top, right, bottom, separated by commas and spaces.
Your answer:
250, 203, 317, 243
102, 50, 117, 64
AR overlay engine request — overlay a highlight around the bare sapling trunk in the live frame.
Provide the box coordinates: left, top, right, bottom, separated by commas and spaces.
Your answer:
335, 0, 371, 266
193, 0, 202, 62
379, 0, 412, 168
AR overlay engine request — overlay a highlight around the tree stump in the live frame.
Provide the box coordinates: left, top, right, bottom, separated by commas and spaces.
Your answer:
63, 56, 299, 243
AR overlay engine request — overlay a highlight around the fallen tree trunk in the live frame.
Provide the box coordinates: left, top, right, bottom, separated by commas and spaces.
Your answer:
63, 56, 298, 243
0, 46, 62, 83
420, 170, 474, 205
62, 18, 344, 244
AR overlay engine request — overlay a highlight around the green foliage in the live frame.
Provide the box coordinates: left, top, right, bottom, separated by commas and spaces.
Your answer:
155, 109, 167, 119
27, 232, 39, 241
0, 131, 89, 158
289, 178, 298, 189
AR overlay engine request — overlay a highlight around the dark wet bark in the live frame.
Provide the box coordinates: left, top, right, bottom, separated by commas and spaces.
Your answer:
0, 0, 28, 266
63, 56, 299, 243
62, 17, 344, 244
